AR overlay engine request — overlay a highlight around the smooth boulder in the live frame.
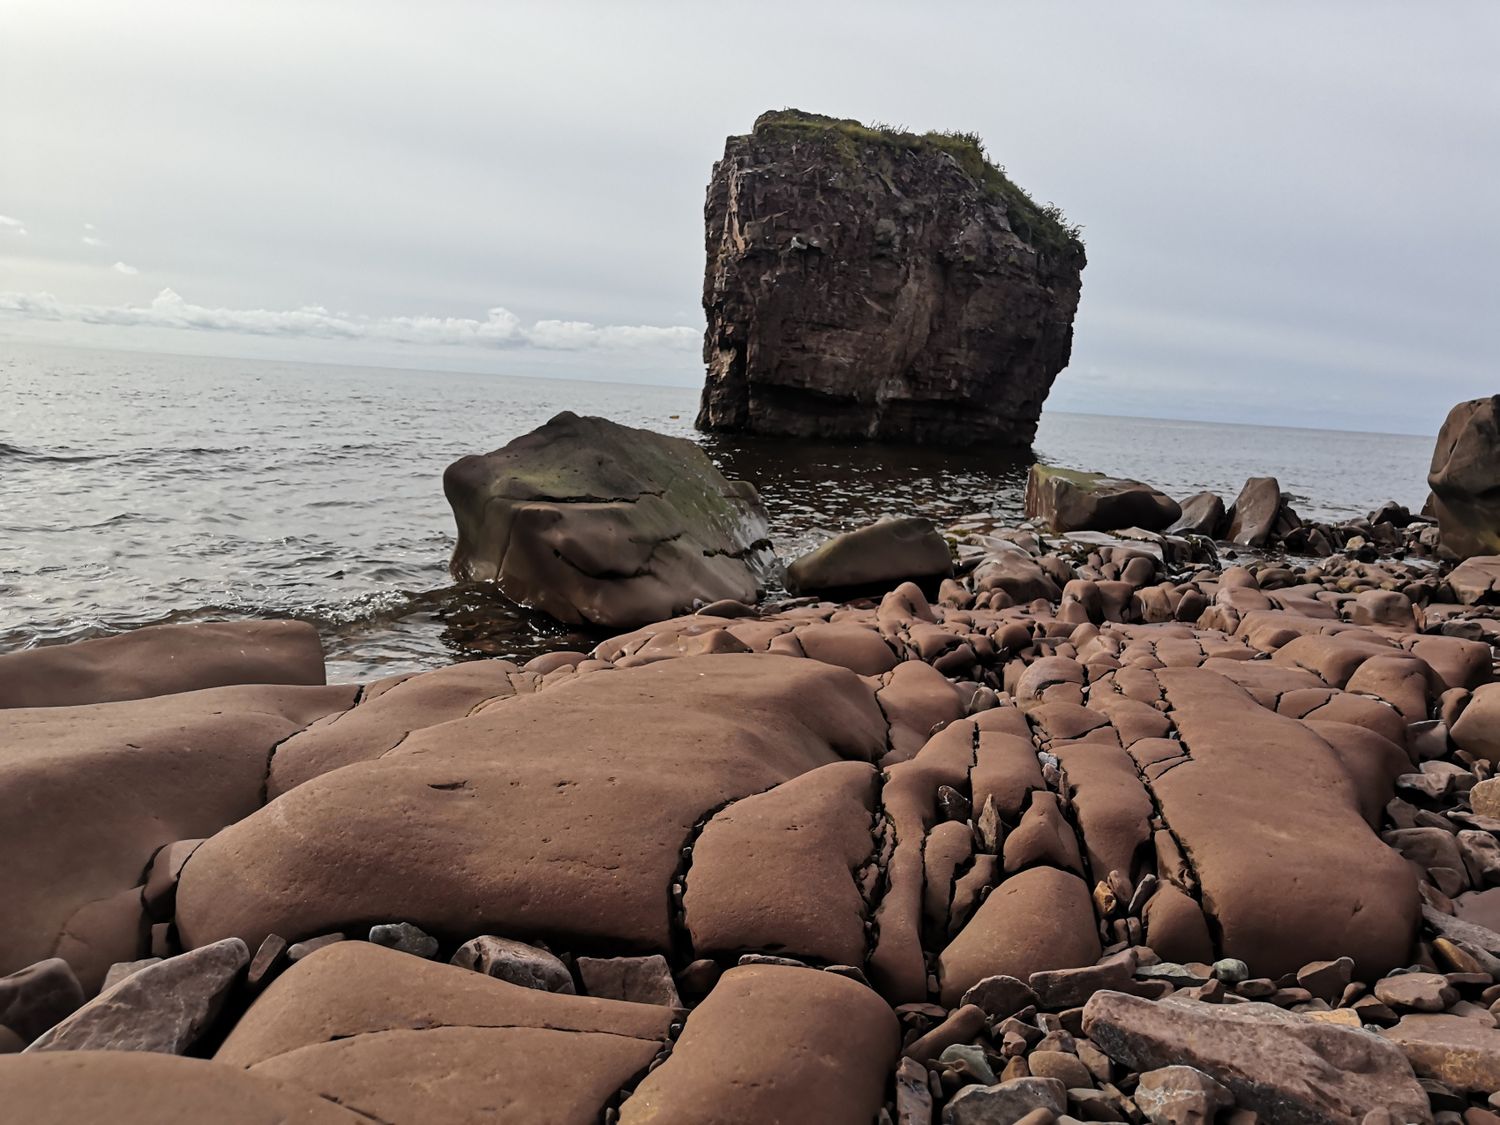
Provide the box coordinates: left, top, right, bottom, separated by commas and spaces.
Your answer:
444, 411, 773, 626
1025, 466, 1181, 533
785, 517, 952, 594
1428, 394, 1500, 558
0, 620, 326, 709
1167, 491, 1227, 537
1226, 477, 1282, 547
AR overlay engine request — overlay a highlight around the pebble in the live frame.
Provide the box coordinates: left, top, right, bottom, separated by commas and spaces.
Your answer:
368, 921, 439, 958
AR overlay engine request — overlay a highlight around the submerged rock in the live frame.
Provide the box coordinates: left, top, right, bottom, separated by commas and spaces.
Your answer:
445, 411, 773, 627
697, 109, 1085, 448
785, 516, 953, 594
1025, 465, 1181, 533
1428, 394, 1500, 558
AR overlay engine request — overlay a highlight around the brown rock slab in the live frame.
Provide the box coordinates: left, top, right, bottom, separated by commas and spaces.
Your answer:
26, 938, 248, 1054
1226, 477, 1283, 548
1082, 990, 1431, 1124
177, 655, 886, 959
1453, 684, 1500, 765
216, 942, 673, 1068
1383, 1012, 1500, 1095
1026, 467, 1181, 533
0, 619, 326, 709
251, 1024, 661, 1125
684, 760, 877, 965
942, 1077, 1068, 1123
1372, 972, 1458, 1013
0, 1052, 367, 1123
1003, 792, 1084, 876
785, 517, 952, 594
1133, 1064, 1233, 1125
268, 659, 537, 796
0, 682, 354, 990
618, 964, 897, 1125
938, 866, 1101, 1007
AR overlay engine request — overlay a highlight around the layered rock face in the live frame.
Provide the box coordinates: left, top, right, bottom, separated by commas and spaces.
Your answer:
444, 411, 773, 627
1429, 395, 1500, 559
697, 110, 1086, 448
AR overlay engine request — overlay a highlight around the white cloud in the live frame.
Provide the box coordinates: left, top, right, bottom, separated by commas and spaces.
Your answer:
82, 235, 105, 246
112, 261, 139, 274
0, 288, 699, 353
0, 215, 26, 236
83, 222, 96, 230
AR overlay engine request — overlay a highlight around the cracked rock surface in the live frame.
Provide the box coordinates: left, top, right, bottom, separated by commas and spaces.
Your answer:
2, 518, 1500, 1120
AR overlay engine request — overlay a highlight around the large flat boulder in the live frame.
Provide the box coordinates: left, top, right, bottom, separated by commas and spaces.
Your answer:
1083, 991, 1431, 1124
1025, 466, 1181, 533
444, 411, 772, 626
0, 620, 326, 709
0, 1052, 367, 1124
1428, 394, 1500, 558
618, 965, 898, 1124
221, 943, 673, 1125
177, 655, 887, 957
0, 683, 356, 990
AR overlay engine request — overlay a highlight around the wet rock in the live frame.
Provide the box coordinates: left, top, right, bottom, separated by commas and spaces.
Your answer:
368, 922, 439, 959
618, 964, 897, 1124
786, 517, 952, 595
0, 958, 84, 1043
1026, 467, 1182, 533
942, 1077, 1068, 1124
576, 955, 680, 1008
1226, 477, 1283, 548
26, 938, 248, 1054
697, 110, 1085, 449
444, 411, 772, 626
1083, 990, 1431, 1123
1167, 492, 1227, 538
1428, 396, 1500, 559
1133, 1065, 1233, 1125
0, 619, 326, 709
451, 936, 575, 994
1383, 1013, 1500, 1095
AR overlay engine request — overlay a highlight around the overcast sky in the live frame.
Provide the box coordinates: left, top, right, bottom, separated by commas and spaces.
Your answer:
2, 1, 1495, 434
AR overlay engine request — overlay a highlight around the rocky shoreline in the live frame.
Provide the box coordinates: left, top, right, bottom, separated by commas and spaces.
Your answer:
3, 398, 1500, 1123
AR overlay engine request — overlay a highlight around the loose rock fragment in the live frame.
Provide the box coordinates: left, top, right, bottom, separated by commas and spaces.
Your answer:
451, 935, 576, 994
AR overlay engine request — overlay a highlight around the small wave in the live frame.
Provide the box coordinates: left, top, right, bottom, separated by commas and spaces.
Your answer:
0, 441, 107, 464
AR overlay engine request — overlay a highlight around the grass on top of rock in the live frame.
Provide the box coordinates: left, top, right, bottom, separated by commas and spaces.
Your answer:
751, 108, 1085, 260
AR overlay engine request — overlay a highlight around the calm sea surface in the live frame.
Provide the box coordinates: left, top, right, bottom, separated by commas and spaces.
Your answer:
0, 341, 1436, 680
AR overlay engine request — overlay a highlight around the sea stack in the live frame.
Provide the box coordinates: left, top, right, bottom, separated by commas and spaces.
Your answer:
696, 109, 1086, 448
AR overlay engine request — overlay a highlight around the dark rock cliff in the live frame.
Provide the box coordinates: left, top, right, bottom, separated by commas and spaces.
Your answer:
697, 110, 1086, 448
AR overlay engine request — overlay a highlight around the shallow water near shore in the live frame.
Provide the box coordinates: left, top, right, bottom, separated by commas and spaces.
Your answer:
1, 340, 1436, 680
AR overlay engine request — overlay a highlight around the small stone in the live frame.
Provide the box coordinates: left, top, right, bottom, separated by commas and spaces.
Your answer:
895, 1056, 933, 1125
1027, 1048, 1092, 1090
1211, 958, 1249, 985
24, 938, 247, 1053
942, 1077, 1067, 1124
940, 1042, 998, 1086
1374, 972, 1459, 1012
367, 922, 439, 958
676, 958, 720, 1000
937, 784, 972, 822
576, 954, 679, 1007
961, 975, 1041, 1021
1136, 962, 1209, 988
101, 959, 162, 992
1471, 778, 1500, 820
824, 964, 871, 987
1295, 956, 1354, 1002
451, 935, 575, 994
1352, 995, 1399, 1025
0, 959, 85, 1043
246, 934, 288, 990
1031, 951, 1138, 1010
737, 953, 809, 969
906, 1004, 989, 1065
286, 932, 344, 961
